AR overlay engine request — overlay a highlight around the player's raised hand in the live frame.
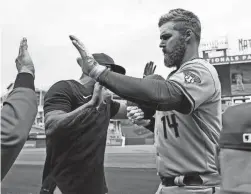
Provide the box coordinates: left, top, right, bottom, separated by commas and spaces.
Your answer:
77, 57, 89, 75
69, 35, 106, 79
15, 38, 35, 78
70, 35, 91, 58
143, 61, 156, 78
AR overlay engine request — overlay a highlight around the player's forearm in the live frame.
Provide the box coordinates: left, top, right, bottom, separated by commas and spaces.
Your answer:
45, 101, 95, 137
98, 70, 184, 111
1, 87, 37, 180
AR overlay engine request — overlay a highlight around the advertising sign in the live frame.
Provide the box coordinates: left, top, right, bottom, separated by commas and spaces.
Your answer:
200, 36, 251, 56
201, 35, 251, 97
230, 63, 251, 96
200, 36, 228, 51
214, 63, 251, 97
237, 38, 251, 54
206, 54, 251, 65
226, 37, 251, 55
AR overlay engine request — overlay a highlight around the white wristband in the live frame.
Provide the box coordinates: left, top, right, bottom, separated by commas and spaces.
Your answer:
89, 63, 107, 80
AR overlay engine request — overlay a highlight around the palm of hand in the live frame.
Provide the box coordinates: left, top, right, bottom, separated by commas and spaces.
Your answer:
18, 52, 34, 67
143, 61, 156, 78
69, 35, 97, 74
16, 38, 35, 74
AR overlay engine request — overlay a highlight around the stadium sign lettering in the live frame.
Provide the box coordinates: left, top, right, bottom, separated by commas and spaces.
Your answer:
200, 37, 228, 51
206, 54, 251, 64
238, 38, 251, 51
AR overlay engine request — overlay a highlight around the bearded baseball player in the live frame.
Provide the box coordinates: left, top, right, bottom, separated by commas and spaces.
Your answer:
69, 8, 222, 194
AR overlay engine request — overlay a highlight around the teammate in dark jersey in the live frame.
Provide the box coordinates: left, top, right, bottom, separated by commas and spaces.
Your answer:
40, 53, 127, 194
215, 102, 251, 194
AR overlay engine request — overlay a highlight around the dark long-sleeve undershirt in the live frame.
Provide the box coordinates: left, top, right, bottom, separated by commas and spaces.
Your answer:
98, 70, 191, 113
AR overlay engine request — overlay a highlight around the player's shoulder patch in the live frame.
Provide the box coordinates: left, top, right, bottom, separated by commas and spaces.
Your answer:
180, 59, 209, 84
183, 71, 201, 84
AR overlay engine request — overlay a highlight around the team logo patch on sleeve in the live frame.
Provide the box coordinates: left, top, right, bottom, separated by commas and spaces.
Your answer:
183, 71, 201, 84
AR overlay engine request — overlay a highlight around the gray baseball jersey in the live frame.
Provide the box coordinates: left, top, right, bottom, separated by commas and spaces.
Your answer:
154, 59, 222, 185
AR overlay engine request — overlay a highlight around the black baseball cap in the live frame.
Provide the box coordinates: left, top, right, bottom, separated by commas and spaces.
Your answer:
219, 102, 251, 151
92, 53, 126, 75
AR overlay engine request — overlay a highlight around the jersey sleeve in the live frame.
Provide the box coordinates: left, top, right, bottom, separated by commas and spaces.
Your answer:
169, 62, 216, 113
110, 100, 120, 118
44, 81, 73, 115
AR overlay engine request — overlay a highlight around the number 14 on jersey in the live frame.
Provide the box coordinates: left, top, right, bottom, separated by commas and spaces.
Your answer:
161, 114, 180, 139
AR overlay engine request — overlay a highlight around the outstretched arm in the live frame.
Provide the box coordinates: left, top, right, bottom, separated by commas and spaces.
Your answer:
111, 62, 158, 120
98, 70, 187, 111
69, 35, 192, 113
1, 38, 37, 180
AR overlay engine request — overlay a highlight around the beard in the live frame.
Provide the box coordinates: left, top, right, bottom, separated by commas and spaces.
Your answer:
164, 37, 186, 68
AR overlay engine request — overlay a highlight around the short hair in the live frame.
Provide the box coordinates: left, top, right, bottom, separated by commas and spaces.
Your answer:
158, 8, 201, 42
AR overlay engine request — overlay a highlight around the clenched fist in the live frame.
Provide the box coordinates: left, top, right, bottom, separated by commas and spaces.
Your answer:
127, 106, 150, 127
